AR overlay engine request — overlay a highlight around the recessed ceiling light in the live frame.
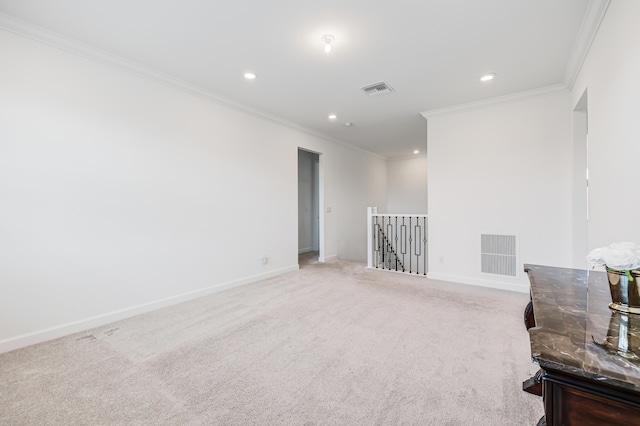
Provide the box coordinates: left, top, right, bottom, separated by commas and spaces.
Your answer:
321, 34, 334, 53
480, 73, 496, 82
413, 150, 420, 154
328, 114, 337, 120
244, 72, 257, 80
344, 122, 353, 127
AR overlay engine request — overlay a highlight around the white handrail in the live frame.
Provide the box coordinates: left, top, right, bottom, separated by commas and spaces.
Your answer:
370, 213, 428, 218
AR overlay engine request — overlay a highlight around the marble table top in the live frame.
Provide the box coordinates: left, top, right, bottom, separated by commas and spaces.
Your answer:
525, 264, 640, 392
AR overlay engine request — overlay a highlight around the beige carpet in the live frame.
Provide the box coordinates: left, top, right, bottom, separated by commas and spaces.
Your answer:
0, 257, 543, 425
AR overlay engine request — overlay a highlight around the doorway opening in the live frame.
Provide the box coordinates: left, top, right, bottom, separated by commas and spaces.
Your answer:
298, 148, 323, 265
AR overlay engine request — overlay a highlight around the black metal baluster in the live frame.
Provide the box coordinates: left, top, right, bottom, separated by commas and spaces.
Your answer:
380, 216, 384, 269
394, 216, 398, 271
423, 216, 428, 275
386, 216, 390, 270
373, 216, 379, 269
388, 217, 392, 270
387, 216, 392, 270
409, 216, 413, 273
376, 217, 380, 269
414, 218, 421, 275
401, 217, 406, 270
380, 217, 384, 269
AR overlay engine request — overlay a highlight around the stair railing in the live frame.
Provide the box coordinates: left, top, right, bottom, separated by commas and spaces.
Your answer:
367, 207, 428, 275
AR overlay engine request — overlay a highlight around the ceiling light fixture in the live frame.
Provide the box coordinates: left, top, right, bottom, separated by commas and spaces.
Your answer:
344, 122, 353, 127
321, 35, 334, 53
328, 114, 337, 119
244, 72, 257, 80
413, 150, 420, 154
480, 73, 496, 82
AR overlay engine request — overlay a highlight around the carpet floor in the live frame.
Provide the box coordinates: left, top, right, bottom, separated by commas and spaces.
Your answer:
0, 257, 543, 425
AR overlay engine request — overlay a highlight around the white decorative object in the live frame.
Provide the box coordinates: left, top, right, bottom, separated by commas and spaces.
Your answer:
587, 242, 640, 272
587, 242, 640, 314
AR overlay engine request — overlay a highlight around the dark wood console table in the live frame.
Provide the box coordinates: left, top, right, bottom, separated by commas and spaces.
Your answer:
524, 264, 640, 425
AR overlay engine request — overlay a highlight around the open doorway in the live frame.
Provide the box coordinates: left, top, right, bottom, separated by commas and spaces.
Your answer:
298, 149, 321, 265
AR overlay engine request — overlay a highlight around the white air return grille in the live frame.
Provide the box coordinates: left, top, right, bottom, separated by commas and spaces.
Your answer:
481, 234, 517, 277
361, 81, 394, 96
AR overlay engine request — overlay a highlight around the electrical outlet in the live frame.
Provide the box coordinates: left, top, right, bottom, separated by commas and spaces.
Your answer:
439, 256, 444, 264
260, 255, 268, 265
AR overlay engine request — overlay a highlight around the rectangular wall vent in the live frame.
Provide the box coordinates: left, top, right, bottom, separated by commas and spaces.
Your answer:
361, 81, 394, 96
481, 234, 517, 277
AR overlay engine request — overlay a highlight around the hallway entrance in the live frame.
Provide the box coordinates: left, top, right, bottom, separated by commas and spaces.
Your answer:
298, 149, 320, 260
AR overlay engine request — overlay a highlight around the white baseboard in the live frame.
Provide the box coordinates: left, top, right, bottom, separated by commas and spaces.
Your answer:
426, 272, 529, 294
365, 266, 428, 277
0, 264, 299, 354
298, 247, 312, 254
321, 254, 338, 262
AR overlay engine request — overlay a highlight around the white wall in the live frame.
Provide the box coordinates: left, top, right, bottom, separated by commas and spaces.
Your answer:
571, 1, 640, 250
571, 100, 588, 269
387, 155, 428, 214
425, 91, 573, 292
0, 30, 387, 352
327, 144, 388, 261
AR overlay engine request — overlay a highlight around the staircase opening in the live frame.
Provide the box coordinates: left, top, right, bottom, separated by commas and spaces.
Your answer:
367, 207, 428, 275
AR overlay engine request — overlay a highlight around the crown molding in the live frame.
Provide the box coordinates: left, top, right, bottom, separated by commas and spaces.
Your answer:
0, 12, 386, 160
387, 153, 428, 161
563, 0, 611, 90
421, 84, 568, 119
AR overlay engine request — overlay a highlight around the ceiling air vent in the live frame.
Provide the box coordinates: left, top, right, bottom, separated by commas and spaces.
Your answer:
361, 81, 394, 96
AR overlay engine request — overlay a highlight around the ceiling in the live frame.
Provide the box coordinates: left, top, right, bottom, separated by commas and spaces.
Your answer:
0, 0, 591, 158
